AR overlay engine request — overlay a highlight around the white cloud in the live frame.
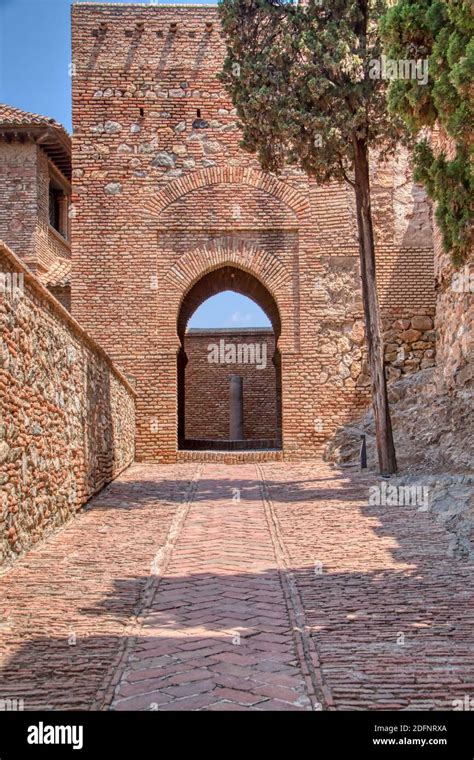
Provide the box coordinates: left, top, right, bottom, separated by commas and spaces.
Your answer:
229, 311, 253, 326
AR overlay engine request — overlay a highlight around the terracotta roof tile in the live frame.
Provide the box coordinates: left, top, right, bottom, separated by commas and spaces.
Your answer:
0, 103, 69, 137
0, 103, 71, 178
39, 259, 72, 288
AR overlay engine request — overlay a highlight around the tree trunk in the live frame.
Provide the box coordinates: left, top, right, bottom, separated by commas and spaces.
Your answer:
352, 135, 397, 476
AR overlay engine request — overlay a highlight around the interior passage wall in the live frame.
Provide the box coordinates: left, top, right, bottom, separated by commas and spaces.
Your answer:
0, 242, 135, 567
184, 329, 278, 441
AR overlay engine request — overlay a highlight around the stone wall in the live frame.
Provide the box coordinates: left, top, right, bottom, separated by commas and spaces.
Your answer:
431, 129, 473, 394
0, 242, 135, 567
435, 282, 473, 391
71, 4, 435, 462
382, 311, 436, 381
184, 328, 279, 442
324, 129, 472, 482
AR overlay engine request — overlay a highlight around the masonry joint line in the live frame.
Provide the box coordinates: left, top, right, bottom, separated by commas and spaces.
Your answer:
91, 464, 203, 710
256, 462, 335, 712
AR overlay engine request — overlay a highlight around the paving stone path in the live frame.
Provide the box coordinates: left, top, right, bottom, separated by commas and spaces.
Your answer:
1, 462, 473, 711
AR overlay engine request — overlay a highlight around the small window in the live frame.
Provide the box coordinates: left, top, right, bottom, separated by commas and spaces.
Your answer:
49, 187, 62, 232
48, 177, 69, 240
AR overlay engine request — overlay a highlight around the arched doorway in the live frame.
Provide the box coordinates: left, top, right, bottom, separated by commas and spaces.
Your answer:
177, 266, 282, 451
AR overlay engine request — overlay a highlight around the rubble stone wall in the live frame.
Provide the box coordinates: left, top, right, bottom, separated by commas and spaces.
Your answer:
0, 242, 135, 567
431, 129, 473, 393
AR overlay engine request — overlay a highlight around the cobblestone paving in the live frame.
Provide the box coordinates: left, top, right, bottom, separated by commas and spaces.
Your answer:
1, 462, 473, 711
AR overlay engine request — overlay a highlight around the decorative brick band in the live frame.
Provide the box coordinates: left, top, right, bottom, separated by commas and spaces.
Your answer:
144, 166, 310, 220
165, 238, 292, 304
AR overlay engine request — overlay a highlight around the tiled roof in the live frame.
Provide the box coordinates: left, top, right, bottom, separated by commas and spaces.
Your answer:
0, 103, 71, 178
0, 103, 69, 136
39, 259, 72, 289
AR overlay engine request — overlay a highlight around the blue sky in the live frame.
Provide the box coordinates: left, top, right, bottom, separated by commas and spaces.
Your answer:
0, 0, 268, 328
189, 292, 270, 329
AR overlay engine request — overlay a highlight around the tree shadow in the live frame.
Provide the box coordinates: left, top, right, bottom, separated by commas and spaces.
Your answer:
1, 463, 473, 711
1, 557, 473, 710
91, 466, 373, 512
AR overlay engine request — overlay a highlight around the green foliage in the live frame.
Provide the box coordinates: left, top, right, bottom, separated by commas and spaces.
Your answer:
414, 140, 473, 264
381, 0, 473, 264
218, 0, 405, 184
218, 0, 401, 471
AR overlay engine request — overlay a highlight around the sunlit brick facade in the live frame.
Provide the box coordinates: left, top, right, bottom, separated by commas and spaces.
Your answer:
71, 4, 435, 462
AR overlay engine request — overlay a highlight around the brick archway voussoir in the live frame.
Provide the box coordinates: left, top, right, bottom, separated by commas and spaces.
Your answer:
165, 240, 295, 352
143, 167, 310, 220
165, 239, 291, 303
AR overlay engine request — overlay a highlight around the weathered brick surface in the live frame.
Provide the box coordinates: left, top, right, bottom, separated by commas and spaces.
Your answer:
0, 463, 198, 709
0, 142, 38, 270
109, 462, 317, 711
184, 328, 279, 441
0, 106, 72, 299
1, 460, 473, 711
177, 449, 283, 464
0, 242, 135, 567
71, 5, 435, 462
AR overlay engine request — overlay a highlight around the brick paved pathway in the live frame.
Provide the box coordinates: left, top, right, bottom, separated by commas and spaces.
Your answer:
1, 462, 473, 710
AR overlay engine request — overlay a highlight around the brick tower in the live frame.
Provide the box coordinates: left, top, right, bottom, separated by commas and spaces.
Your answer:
71, 4, 435, 462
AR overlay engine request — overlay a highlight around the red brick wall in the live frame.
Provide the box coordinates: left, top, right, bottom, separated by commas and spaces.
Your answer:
0, 141, 38, 269
71, 5, 435, 462
0, 139, 71, 282
184, 329, 279, 442
35, 148, 71, 275
48, 284, 71, 311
